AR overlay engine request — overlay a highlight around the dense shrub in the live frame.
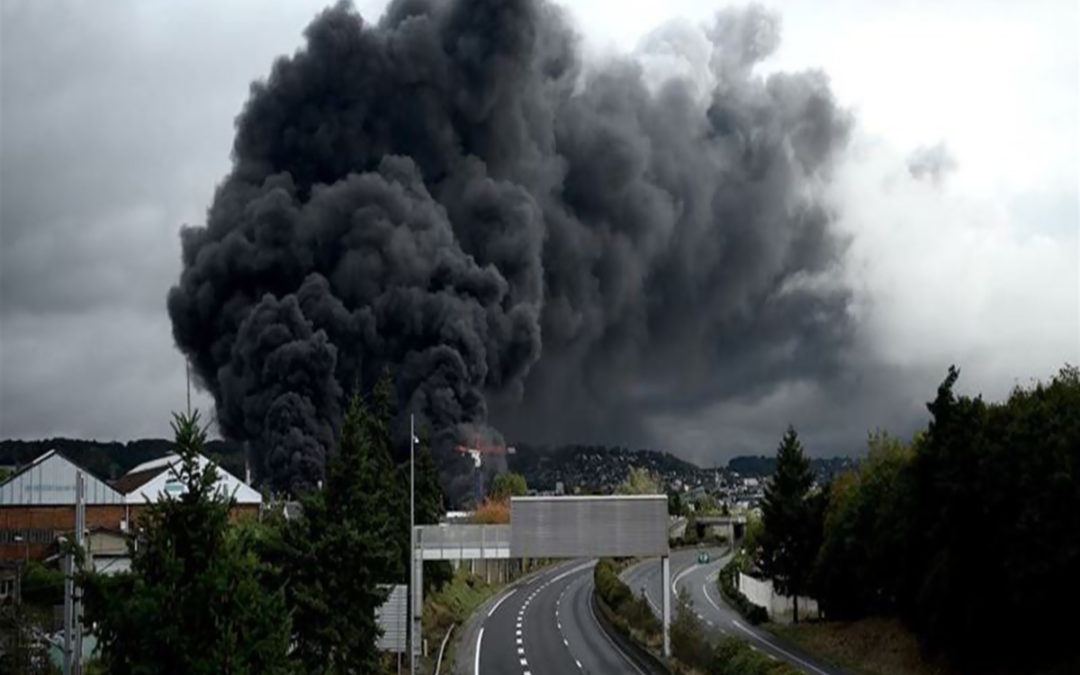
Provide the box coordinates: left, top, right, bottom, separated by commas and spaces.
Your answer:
718, 558, 768, 625
593, 558, 661, 639
671, 588, 711, 669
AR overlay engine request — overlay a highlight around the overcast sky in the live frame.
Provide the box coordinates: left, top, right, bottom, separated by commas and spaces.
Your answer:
1, 0, 1077, 462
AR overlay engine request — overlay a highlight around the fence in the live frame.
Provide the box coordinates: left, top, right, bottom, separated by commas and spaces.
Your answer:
415, 524, 511, 560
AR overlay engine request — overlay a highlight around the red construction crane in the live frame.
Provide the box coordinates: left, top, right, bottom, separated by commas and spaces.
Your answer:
454, 437, 515, 504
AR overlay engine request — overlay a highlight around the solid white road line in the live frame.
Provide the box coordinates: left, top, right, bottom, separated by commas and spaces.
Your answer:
474, 626, 484, 675
732, 619, 831, 675
672, 561, 697, 596
488, 588, 517, 617
587, 588, 647, 675
702, 581, 724, 613
550, 560, 596, 585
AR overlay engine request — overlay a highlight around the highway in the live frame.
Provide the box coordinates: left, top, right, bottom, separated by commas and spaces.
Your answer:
456, 559, 647, 675
622, 547, 845, 675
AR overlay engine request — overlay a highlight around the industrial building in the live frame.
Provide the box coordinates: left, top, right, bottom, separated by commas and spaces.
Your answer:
0, 449, 261, 566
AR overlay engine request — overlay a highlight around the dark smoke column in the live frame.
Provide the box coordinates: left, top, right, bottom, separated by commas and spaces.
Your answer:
168, 0, 853, 497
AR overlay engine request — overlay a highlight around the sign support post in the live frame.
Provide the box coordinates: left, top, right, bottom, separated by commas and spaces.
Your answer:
662, 554, 671, 657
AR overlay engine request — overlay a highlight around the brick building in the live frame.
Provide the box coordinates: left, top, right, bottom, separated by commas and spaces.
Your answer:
0, 450, 261, 564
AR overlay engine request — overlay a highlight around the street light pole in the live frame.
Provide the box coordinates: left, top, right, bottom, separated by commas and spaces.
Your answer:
409, 413, 416, 674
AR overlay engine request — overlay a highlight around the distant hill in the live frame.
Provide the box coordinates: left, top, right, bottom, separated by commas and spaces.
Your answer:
727, 454, 855, 481
1, 436, 704, 498
0, 438, 247, 482
509, 443, 703, 493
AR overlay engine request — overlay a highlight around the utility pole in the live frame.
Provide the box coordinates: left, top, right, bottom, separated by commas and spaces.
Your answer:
74, 471, 85, 675
186, 359, 192, 416
63, 471, 85, 675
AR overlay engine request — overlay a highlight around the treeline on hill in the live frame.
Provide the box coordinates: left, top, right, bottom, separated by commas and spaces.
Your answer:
508, 443, 700, 491
726, 454, 854, 481
75, 373, 451, 674
753, 365, 1079, 671
0, 437, 247, 482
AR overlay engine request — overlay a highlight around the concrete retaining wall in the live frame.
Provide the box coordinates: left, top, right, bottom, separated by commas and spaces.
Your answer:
738, 572, 818, 623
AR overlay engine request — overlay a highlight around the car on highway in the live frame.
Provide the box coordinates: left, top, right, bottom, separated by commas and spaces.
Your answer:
697, 550, 710, 564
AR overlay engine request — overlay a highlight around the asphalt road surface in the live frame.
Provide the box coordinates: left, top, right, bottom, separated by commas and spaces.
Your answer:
622, 547, 845, 675
459, 559, 646, 675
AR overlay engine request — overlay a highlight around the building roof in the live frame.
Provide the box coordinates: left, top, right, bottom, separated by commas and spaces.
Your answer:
0, 450, 125, 505
115, 453, 262, 505
0, 450, 261, 506
109, 466, 170, 495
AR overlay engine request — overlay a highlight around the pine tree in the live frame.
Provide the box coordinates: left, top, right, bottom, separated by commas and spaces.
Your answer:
84, 411, 292, 675
758, 425, 816, 622
282, 392, 402, 674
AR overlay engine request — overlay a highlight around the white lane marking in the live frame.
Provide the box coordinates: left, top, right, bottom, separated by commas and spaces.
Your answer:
575, 659, 583, 669
520, 658, 528, 666
672, 562, 697, 595
518, 647, 525, 655
563, 638, 569, 646
732, 619, 832, 675
587, 588, 647, 675
488, 588, 517, 617
550, 560, 596, 585
474, 626, 484, 675
516, 637, 522, 645
702, 581, 724, 613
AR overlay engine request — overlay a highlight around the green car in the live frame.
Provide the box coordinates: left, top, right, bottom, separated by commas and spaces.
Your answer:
697, 551, 710, 564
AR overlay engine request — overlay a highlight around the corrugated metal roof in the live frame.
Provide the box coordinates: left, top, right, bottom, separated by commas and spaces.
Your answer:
0, 451, 125, 505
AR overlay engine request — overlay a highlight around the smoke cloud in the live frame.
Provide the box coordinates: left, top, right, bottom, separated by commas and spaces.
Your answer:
168, 0, 854, 496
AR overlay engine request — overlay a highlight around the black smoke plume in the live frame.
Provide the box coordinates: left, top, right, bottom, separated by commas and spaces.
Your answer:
168, 0, 853, 497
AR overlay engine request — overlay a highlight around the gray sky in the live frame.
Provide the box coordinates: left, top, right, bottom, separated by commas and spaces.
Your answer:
2, 0, 1077, 463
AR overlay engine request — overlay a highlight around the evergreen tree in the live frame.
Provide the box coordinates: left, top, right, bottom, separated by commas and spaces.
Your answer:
84, 411, 291, 675
281, 392, 403, 674
758, 425, 816, 622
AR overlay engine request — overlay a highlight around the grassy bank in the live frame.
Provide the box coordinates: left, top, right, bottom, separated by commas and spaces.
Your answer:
420, 569, 503, 673
768, 618, 948, 675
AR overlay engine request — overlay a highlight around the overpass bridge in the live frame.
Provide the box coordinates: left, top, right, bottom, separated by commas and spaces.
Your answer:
410, 495, 674, 661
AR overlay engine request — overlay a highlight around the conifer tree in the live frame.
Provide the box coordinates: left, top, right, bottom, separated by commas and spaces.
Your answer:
85, 411, 291, 674
758, 425, 816, 622
282, 392, 401, 673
